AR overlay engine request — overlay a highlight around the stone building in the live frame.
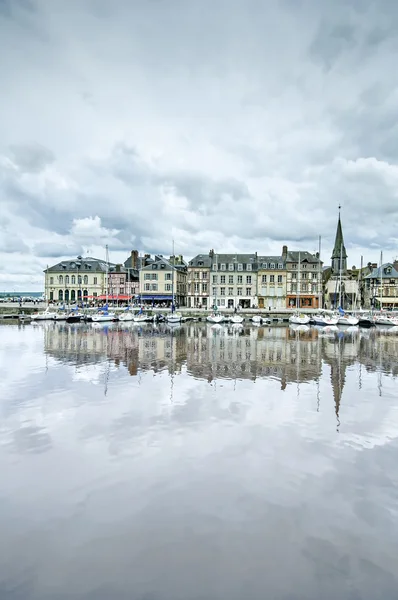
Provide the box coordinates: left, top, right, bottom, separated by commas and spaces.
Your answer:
363, 262, 398, 309
187, 254, 211, 308
285, 248, 322, 309
45, 256, 114, 303
209, 251, 258, 309
139, 254, 187, 306
257, 253, 287, 309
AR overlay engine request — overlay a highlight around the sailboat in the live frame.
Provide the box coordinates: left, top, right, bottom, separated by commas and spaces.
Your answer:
118, 306, 135, 321
289, 251, 310, 325
92, 246, 116, 323
166, 242, 182, 323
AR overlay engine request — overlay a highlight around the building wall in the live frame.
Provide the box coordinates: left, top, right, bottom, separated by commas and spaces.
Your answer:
257, 268, 286, 309
187, 266, 210, 307
286, 261, 322, 308
46, 271, 106, 303
210, 267, 257, 309
139, 266, 187, 305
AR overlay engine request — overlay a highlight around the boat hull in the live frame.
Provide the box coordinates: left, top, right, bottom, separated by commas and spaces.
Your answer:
289, 315, 311, 325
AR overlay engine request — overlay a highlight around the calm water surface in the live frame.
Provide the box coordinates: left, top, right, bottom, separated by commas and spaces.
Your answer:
1, 322, 398, 600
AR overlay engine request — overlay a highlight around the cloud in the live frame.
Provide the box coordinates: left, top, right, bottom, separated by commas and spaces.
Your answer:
1, 0, 398, 289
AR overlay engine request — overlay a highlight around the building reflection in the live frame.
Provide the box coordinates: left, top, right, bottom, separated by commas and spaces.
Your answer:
43, 322, 398, 413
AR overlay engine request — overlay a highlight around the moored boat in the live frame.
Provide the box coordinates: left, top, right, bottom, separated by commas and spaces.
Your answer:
230, 314, 244, 324
207, 313, 224, 324
31, 308, 57, 321
289, 313, 311, 325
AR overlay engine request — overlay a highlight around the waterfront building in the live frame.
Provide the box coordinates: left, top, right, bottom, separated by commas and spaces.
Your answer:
364, 263, 398, 309
187, 254, 211, 308
139, 254, 187, 306
209, 250, 258, 309
45, 256, 114, 303
285, 247, 322, 309
257, 253, 287, 309
324, 211, 358, 309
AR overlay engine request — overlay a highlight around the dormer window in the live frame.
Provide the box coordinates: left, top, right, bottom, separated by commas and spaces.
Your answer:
247, 264, 252, 271
220, 264, 226, 271
152, 264, 157, 269
237, 263, 243, 271
270, 263, 275, 269
229, 263, 234, 271
278, 263, 283, 269
213, 263, 218, 271
160, 264, 165, 269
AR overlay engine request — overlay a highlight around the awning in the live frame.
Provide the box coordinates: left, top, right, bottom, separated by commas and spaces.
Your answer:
91, 294, 132, 300
376, 297, 398, 304
140, 294, 173, 301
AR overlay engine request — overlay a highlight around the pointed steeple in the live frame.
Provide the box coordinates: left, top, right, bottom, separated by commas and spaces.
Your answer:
331, 205, 347, 274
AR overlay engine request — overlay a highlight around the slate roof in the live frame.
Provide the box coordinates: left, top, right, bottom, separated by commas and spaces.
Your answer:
140, 255, 187, 272
331, 215, 347, 259
188, 254, 212, 268
45, 257, 115, 273
257, 255, 285, 268
364, 263, 398, 279
286, 251, 321, 264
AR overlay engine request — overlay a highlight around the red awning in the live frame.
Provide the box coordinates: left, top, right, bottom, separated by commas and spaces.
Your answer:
86, 295, 132, 300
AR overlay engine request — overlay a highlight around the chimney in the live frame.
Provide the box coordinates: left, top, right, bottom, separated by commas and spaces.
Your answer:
209, 249, 214, 258
282, 245, 288, 261
130, 249, 138, 269
116, 264, 121, 273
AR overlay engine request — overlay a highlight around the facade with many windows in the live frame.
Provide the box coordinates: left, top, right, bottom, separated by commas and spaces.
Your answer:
257, 255, 287, 309
139, 255, 187, 306
285, 248, 322, 309
364, 263, 398, 309
187, 254, 211, 308
209, 251, 258, 309
45, 256, 113, 303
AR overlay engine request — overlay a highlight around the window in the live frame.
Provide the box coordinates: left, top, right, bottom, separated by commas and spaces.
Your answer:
262, 275, 267, 283
71, 275, 76, 284
246, 275, 251, 284
302, 273, 307, 279
65, 275, 69, 284
50, 277, 54, 284
292, 283, 297, 292
229, 263, 234, 271
213, 275, 217, 284
302, 263, 307, 269
202, 284, 208, 292
220, 287, 225, 296
237, 287, 242, 296
312, 264, 317, 269
213, 263, 217, 271
228, 287, 233, 295
120, 288, 124, 294
238, 263, 243, 271
202, 272, 207, 279
312, 284, 317, 293
292, 263, 297, 269
194, 283, 199, 292
301, 283, 307, 292
151, 273, 157, 280
84, 275, 88, 284
194, 271, 199, 279
49, 291, 53, 300
165, 273, 172, 280
221, 264, 226, 271
237, 275, 242, 284
119, 277, 123, 284
220, 275, 225, 284
78, 276, 82, 284
246, 287, 251, 296
292, 272, 297, 279
93, 292, 97, 297
277, 275, 282, 283
145, 283, 151, 291
270, 275, 275, 283
198, 262, 203, 267
312, 273, 317, 280
93, 277, 97, 284
59, 275, 63, 284
212, 287, 217, 296
151, 284, 158, 291
220, 299, 225, 306
165, 284, 172, 291
278, 263, 283, 269
270, 263, 275, 269
144, 273, 151, 280
152, 264, 157, 269
247, 264, 252, 271
228, 275, 233, 284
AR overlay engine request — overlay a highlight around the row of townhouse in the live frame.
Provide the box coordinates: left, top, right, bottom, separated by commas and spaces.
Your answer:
187, 246, 323, 309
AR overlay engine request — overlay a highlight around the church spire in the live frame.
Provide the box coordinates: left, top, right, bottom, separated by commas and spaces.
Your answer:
331, 205, 347, 274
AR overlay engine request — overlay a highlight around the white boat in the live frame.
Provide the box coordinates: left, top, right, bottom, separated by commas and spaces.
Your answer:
312, 313, 339, 326
207, 313, 224, 324
374, 314, 398, 327
166, 312, 182, 323
118, 310, 135, 322
337, 314, 359, 326
91, 305, 115, 322
230, 315, 244, 324
133, 313, 153, 323
53, 311, 67, 321
31, 308, 57, 321
289, 313, 311, 325
251, 315, 271, 325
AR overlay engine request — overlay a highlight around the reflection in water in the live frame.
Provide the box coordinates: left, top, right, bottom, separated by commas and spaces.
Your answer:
1, 322, 398, 600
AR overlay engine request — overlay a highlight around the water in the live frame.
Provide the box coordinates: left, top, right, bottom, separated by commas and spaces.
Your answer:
1, 322, 398, 600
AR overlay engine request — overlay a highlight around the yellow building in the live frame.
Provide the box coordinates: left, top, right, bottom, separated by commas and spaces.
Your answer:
257, 254, 287, 309
139, 254, 187, 306
45, 256, 111, 303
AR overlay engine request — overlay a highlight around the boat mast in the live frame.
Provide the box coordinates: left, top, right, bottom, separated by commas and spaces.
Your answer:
171, 239, 175, 313
105, 244, 109, 306
297, 251, 300, 310
318, 236, 322, 309
380, 250, 383, 311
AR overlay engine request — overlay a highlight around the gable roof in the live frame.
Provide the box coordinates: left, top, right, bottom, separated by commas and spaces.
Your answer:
364, 263, 398, 279
189, 254, 212, 267
286, 251, 320, 264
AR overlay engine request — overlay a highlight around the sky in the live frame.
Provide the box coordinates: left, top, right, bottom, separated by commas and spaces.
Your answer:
1, 0, 398, 290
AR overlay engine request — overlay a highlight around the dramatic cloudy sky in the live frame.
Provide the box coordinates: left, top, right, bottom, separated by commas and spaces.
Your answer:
1, 0, 398, 290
